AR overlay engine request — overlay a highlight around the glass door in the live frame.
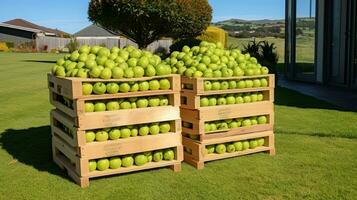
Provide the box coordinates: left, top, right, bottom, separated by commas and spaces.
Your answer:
285, 0, 317, 82
294, 0, 316, 81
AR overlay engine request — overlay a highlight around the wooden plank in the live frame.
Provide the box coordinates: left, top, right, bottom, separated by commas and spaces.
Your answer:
48, 73, 181, 100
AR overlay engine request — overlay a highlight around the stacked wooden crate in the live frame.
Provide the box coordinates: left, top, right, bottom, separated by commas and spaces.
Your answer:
48, 74, 183, 187
180, 74, 275, 169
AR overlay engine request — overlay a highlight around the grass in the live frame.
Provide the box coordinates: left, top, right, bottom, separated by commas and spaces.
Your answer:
0, 52, 357, 199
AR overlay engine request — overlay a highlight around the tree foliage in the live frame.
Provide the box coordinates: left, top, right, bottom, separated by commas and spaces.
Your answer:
88, 0, 212, 49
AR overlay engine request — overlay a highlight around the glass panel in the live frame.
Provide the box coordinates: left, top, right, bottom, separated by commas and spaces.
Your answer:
295, 0, 316, 76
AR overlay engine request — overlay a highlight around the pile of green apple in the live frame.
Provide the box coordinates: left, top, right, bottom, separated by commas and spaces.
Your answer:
202, 78, 268, 91
85, 121, 172, 142
52, 45, 172, 79
204, 137, 266, 155
167, 41, 269, 78
200, 92, 264, 107
84, 95, 169, 112
82, 78, 171, 95
89, 148, 176, 171
204, 115, 268, 133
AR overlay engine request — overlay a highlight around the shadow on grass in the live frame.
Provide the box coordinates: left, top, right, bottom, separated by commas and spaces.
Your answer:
21, 60, 56, 64
0, 126, 68, 180
275, 86, 345, 111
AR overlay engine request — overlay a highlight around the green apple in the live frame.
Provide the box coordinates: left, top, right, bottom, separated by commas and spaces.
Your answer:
215, 144, 226, 154
242, 119, 252, 127
112, 67, 124, 79
131, 127, 138, 137
85, 59, 97, 69
95, 131, 108, 141
85, 131, 96, 142
93, 82, 106, 94
120, 127, 131, 138
104, 60, 115, 69
145, 65, 156, 77
89, 160, 97, 171
233, 141, 243, 151
120, 101, 131, 109
85, 102, 95, 112
226, 143, 236, 153
200, 97, 209, 107
220, 81, 229, 90
257, 116, 267, 124
229, 80, 237, 89
106, 83, 119, 94
260, 78, 268, 87
139, 81, 149, 91
159, 79, 171, 90
208, 97, 217, 106
89, 66, 102, 78
253, 79, 261, 87
228, 121, 239, 129
134, 154, 147, 166
163, 149, 175, 161
109, 157, 121, 169
235, 96, 244, 104
149, 80, 160, 90
217, 97, 226, 105
106, 101, 119, 111
251, 93, 258, 102
257, 138, 265, 146
243, 95, 251, 103
249, 140, 258, 149
56, 58, 65, 66
149, 124, 160, 135
109, 128, 121, 140
226, 95, 236, 104
124, 68, 134, 78
245, 80, 254, 88
153, 151, 163, 162
242, 141, 250, 150
133, 66, 145, 78
204, 123, 211, 132
137, 98, 149, 108
79, 45, 90, 54
213, 70, 222, 77
237, 80, 246, 89
251, 118, 258, 125
148, 97, 160, 107
159, 96, 169, 106
218, 122, 229, 130
82, 83, 93, 95
70, 51, 79, 62
139, 125, 149, 136
206, 145, 215, 154
94, 102, 106, 112
261, 67, 269, 74
119, 83, 131, 93
211, 81, 221, 90
204, 81, 212, 91
100, 68, 112, 79
121, 155, 134, 167
159, 122, 171, 133
76, 68, 88, 78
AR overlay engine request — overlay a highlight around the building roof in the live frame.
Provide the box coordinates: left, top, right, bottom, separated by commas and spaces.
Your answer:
3, 18, 68, 37
74, 24, 119, 37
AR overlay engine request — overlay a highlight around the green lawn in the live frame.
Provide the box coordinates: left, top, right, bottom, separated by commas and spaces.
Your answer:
1, 53, 357, 199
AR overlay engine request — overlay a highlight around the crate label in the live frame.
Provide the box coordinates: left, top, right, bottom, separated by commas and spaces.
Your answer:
217, 108, 232, 118
103, 143, 120, 156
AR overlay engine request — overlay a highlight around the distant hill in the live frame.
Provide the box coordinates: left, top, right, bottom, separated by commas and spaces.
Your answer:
213, 18, 285, 26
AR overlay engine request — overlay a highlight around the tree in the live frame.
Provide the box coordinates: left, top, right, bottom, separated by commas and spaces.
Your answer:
88, 0, 212, 49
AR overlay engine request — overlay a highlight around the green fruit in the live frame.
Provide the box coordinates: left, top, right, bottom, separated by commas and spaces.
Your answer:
159, 122, 171, 133
121, 156, 134, 167
131, 128, 138, 137
139, 81, 149, 91
85, 131, 96, 142
95, 131, 109, 141
153, 151, 163, 162
149, 80, 160, 90
200, 97, 209, 107
82, 83, 93, 95
211, 81, 221, 90
137, 98, 149, 108
148, 97, 160, 107
119, 83, 131, 93
253, 79, 261, 87
106, 83, 119, 94
257, 138, 265, 146
144, 152, 153, 162
149, 124, 160, 135
249, 140, 258, 149
233, 142, 243, 151
134, 154, 147, 166
112, 67, 124, 79
120, 128, 131, 138
242, 141, 250, 150
94, 102, 106, 112
208, 97, 217, 106
89, 66, 102, 78
120, 101, 131, 109
106, 101, 120, 111
93, 82, 106, 94
139, 125, 150, 136
226, 144, 236, 153
204, 81, 212, 91
109, 128, 121, 140
163, 149, 175, 161
206, 145, 215, 154
229, 80, 237, 89
145, 65, 156, 76
242, 119, 252, 127
109, 157, 121, 169
159, 79, 171, 90
89, 160, 97, 171
215, 144, 226, 154
100, 68, 112, 79
133, 66, 145, 78
85, 102, 94, 112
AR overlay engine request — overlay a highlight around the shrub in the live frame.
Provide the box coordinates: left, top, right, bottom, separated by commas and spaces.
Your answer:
65, 38, 79, 53
0, 42, 9, 52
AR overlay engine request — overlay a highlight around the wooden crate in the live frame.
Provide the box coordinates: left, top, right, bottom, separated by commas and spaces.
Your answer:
48, 73, 181, 100
180, 88, 274, 110
49, 89, 180, 118
52, 135, 183, 188
181, 74, 274, 95
182, 131, 275, 169
50, 109, 182, 148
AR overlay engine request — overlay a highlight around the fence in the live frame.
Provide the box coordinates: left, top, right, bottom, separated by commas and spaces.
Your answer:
35, 36, 172, 53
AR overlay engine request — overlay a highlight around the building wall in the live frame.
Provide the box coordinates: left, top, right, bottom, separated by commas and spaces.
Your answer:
0, 27, 35, 47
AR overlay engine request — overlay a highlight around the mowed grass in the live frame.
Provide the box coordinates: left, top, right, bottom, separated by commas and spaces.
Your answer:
0, 52, 357, 199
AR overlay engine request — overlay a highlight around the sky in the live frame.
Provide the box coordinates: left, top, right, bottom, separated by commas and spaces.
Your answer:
0, 0, 315, 34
